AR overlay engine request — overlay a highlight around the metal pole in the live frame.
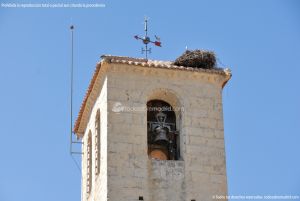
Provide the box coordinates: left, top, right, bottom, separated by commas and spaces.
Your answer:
70, 25, 74, 155
144, 17, 148, 36
145, 17, 148, 59
146, 44, 148, 59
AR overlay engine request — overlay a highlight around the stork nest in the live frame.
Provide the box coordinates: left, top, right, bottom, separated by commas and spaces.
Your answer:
174, 50, 216, 69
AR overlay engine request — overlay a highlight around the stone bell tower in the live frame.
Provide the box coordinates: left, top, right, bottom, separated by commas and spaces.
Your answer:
73, 55, 231, 201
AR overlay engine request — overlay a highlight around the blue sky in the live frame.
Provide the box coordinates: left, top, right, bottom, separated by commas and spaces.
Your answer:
0, 0, 299, 201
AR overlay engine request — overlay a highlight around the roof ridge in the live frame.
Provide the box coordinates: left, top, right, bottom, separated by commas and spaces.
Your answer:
100, 55, 228, 72
101, 55, 149, 62
101, 55, 229, 75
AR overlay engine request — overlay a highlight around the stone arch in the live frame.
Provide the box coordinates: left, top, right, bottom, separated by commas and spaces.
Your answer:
145, 88, 184, 160
145, 88, 183, 122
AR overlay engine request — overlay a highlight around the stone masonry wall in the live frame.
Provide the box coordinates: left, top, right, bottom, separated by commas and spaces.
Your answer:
81, 77, 108, 201
101, 63, 228, 201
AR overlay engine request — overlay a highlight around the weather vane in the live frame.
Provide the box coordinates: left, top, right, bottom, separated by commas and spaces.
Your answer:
134, 17, 162, 59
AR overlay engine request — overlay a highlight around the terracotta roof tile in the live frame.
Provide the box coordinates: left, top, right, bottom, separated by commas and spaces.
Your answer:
73, 62, 101, 135
101, 55, 231, 75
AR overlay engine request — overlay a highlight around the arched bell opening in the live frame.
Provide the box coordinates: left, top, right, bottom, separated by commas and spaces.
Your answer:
86, 131, 93, 194
94, 109, 101, 175
147, 100, 180, 160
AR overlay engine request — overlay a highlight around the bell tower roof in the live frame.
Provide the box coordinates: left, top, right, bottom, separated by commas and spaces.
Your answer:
101, 55, 231, 75
73, 55, 231, 136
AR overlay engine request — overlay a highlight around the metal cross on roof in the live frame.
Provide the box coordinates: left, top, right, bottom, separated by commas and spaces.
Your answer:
134, 17, 162, 59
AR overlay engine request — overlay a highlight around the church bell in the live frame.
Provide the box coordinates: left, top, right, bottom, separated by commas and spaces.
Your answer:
154, 126, 169, 144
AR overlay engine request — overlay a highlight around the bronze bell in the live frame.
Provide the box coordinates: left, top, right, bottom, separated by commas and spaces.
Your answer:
154, 126, 169, 144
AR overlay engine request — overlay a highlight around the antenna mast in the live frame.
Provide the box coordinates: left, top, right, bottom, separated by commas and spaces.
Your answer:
70, 25, 74, 155
69, 25, 83, 172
